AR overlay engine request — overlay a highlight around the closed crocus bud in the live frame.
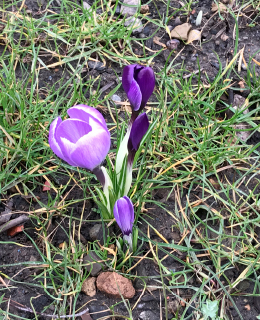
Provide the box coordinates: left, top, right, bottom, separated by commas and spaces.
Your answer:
122, 64, 155, 113
113, 196, 134, 248
49, 105, 110, 171
124, 113, 149, 195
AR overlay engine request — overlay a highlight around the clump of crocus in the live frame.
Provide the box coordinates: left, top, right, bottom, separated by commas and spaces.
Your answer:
48, 65, 155, 253
49, 105, 110, 170
113, 196, 134, 249
116, 64, 155, 180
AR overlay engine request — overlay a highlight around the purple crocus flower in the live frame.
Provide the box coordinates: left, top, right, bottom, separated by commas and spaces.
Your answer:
128, 113, 150, 157
122, 64, 155, 113
49, 105, 110, 171
114, 196, 134, 247
124, 113, 149, 195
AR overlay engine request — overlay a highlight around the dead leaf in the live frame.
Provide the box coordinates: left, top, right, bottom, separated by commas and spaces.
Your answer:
170, 23, 192, 41
43, 180, 51, 191
252, 58, 260, 67
209, 178, 221, 190
153, 36, 166, 48
211, 2, 227, 12
165, 25, 172, 38
187, 29, 201, 44
244, 304, 250, 311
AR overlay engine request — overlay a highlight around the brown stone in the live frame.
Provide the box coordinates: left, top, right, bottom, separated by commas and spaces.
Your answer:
96, 272, 135, 299
170, 23, 192, 41
82, 277, 96, 297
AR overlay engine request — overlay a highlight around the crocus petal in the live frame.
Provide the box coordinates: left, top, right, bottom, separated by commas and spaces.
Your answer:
127, 79, 142, 111
113, 196, 134, 236
59, 137, 78, 166
122, 64, 142, 111
67, 105, 107, 129
56, 118, 92, 143
122, 64, 137, 93
49, 117, 67, 162
135, 67, 155, 109
70, 129, 110, 170
128, 113, 149, 151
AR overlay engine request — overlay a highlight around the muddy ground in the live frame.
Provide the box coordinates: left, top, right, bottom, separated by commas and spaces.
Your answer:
1, 0, 260, 319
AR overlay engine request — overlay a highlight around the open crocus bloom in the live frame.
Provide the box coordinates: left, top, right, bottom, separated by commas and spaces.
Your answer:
114, 196, 134, 247
49, 105, 110, 171
122, 64, 155, 112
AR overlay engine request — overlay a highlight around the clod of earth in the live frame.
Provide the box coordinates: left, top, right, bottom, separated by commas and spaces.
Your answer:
96, 272, 135, 298
140, 4, 149, 14
82, 277, 97, 297
170, 23, 192, 41
89, 224, 102, 241
84, 252, 106, 276
166, 39, 180, 50
120, 0, 140, 16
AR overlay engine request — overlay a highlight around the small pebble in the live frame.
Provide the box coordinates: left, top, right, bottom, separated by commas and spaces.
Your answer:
116, 76, 122, 84
181, 55, 186, 60
241, 63, 247, 71
115, 5, 121, 14
83, 1, 91, 10
111, 94, 121, 105
88, 61, 106, 71
48, 76, 52, 81
124, 17, 143, 34
215, 40, 220, 45
173, 17, 181, 27
139, 33, 146, 38
166, 39, 180, 50
142, 25, 150, 35
210, 61, 220, 69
